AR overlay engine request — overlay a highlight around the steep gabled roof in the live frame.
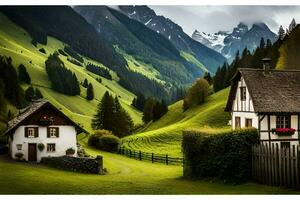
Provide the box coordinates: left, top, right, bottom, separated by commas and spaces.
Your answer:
225, 68, 300, 113
5, 100, 88, 135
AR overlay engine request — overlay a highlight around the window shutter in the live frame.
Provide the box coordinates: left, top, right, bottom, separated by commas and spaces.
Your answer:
35, 127, 39, 137
56, 128, 59, 138
47, 128, 50, 138
24, 127, 28, 137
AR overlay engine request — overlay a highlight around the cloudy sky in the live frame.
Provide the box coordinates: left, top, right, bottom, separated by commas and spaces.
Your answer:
149, 6, 300, 36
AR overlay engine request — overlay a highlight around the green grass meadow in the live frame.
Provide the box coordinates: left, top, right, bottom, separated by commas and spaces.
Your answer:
0, 138, 296, 194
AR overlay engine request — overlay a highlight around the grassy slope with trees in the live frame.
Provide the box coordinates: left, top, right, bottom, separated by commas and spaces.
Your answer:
0, 13, 142, 133
121, 88, 231, 157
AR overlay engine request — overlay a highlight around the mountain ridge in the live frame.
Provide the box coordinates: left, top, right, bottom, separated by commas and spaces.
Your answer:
192, 22, 277, 62
118, 5, 226, 73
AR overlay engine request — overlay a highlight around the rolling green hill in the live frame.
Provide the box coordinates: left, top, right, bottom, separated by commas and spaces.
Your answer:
0, 13, 142, 133
121, 88, 231, 157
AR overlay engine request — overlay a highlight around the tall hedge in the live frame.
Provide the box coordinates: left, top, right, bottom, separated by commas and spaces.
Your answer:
182, 128, 259, 184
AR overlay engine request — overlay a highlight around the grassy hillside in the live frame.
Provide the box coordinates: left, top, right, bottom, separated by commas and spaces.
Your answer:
121, 88, 231, 157
0, 13, 142, 133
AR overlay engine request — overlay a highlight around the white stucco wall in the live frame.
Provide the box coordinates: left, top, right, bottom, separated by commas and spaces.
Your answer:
10, 125, 77, 162
232, 112, 259, 129
231, 77, 258, 129
232, 77, 255, 112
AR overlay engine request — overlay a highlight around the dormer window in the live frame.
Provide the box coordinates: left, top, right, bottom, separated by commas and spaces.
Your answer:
240, 87, 246, 101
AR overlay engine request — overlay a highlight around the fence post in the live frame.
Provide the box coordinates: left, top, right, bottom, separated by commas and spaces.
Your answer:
152, 153, 154, 163
129, 150, 132, 158
166, 154, 168, 165
139, 151, 142, 161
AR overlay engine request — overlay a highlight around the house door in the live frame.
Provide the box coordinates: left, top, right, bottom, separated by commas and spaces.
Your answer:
28, 143, 37, 162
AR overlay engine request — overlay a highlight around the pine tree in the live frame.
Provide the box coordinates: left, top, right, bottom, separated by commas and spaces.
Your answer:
134, 92, 146, 111
18, 64, 31, 84
0, 80, 7, 114
131, 98, 137, 107
278, 25, 285, 40
203, 72, 213, 85
266, 39, 272, 48
35, 88, 43, 99
25, 86, 35, 102
113, 97, 133, 137
86, 83, 94, 100
142, 98, 155, 123
91, 91, 114, 130
259, 38, 265, 49
289, 18, 297, 33
83, 78, 88, 88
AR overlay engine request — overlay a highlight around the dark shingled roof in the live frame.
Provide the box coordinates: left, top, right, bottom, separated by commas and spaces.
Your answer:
225, 68, 300, 113
5, 100, 88, 135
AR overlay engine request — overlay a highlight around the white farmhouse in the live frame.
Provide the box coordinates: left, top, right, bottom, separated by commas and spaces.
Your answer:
225, 59, 300, 147
5, 100, 86, 162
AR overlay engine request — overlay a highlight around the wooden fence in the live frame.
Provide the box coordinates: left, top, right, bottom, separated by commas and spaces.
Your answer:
252, 143, 300, 190
118, 147, 183, 165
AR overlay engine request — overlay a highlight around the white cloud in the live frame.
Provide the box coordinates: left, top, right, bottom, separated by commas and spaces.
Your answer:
149, 6, 300, 35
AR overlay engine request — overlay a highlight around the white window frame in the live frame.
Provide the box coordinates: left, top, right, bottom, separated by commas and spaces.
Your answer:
47, 143, 56, 152
27, 128, 35, 138
49, 128, 58, 138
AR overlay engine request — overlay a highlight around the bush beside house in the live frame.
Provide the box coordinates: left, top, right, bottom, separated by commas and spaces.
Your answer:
182, 128, 259, 184
88, 130, 120, 153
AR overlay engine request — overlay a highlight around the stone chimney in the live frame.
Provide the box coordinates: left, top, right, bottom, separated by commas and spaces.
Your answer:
262, 58, 271, 75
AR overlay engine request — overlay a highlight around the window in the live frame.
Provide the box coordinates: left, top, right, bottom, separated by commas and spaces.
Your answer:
16, 144, 22, 150
240, 87, 246, 101
47, 144, 56, 152
25, 127, 38, 138
235, 117, 241, 129
48, 127, 59, 138
245, 118, 252, 127
281, 142, 290, 148
276, 116, 291, 128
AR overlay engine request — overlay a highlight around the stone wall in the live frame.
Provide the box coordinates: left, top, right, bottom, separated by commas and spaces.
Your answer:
41, 155, 103, 174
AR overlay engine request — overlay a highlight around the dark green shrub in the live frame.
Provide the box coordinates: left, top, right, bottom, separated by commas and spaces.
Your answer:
15, 152, 24, 161
88, 130, 112, 147
37, 143, 45, 151
97, 135, 120, 153
18, 64, 31, 84
39, 48, 46, 54
182, 128, 259, 184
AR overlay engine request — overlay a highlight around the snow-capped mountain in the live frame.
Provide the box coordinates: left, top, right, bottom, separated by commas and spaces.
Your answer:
119, 5, 226, 73
192, 30, 229, 53
192, 22, 277, 62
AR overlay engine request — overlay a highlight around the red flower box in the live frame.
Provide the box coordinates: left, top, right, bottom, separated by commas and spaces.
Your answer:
275, 128, 295, 136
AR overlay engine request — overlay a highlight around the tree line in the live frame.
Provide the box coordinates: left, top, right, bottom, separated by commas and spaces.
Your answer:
212, 19, 298, 92
86, 64, 112, 80
45, 53, 80, 96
